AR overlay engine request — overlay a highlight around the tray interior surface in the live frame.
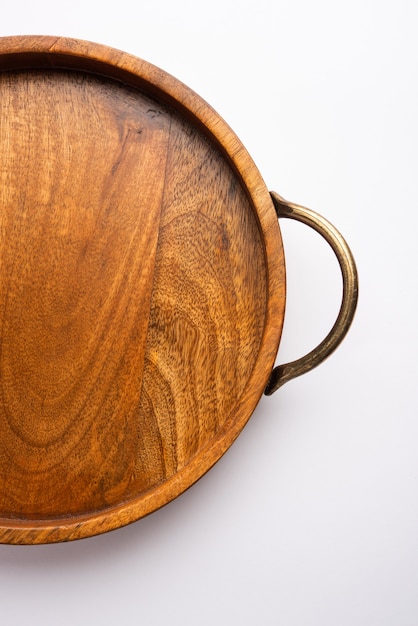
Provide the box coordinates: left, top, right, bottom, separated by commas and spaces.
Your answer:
0, 67, 269, 525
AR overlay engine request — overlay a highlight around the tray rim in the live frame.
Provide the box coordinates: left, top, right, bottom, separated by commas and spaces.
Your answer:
0, 35, 285, 544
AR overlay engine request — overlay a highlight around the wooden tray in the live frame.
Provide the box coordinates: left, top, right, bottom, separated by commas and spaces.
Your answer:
0, 37, 357, 544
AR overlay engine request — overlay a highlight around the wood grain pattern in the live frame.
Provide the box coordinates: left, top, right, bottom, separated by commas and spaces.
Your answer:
0, 70, 172, 517
133, 117, 268, 491
0, 36, 285, 543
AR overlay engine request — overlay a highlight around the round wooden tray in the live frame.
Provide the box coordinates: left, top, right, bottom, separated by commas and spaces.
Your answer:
0, 37, 357, 544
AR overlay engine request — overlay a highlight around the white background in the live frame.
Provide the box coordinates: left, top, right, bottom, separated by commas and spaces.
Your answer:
1, 1, 417, 625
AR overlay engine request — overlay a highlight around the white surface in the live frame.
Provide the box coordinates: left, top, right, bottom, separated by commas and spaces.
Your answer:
1, 2, 417, 625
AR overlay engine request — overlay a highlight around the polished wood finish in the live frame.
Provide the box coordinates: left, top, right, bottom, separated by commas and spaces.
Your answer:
0, 37, 285, 543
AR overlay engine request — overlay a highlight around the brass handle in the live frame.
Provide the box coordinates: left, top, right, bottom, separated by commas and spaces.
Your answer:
264, 192, 358, 395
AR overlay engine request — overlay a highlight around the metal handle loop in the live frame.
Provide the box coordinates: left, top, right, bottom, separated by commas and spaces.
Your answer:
264, 192, 358, 395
